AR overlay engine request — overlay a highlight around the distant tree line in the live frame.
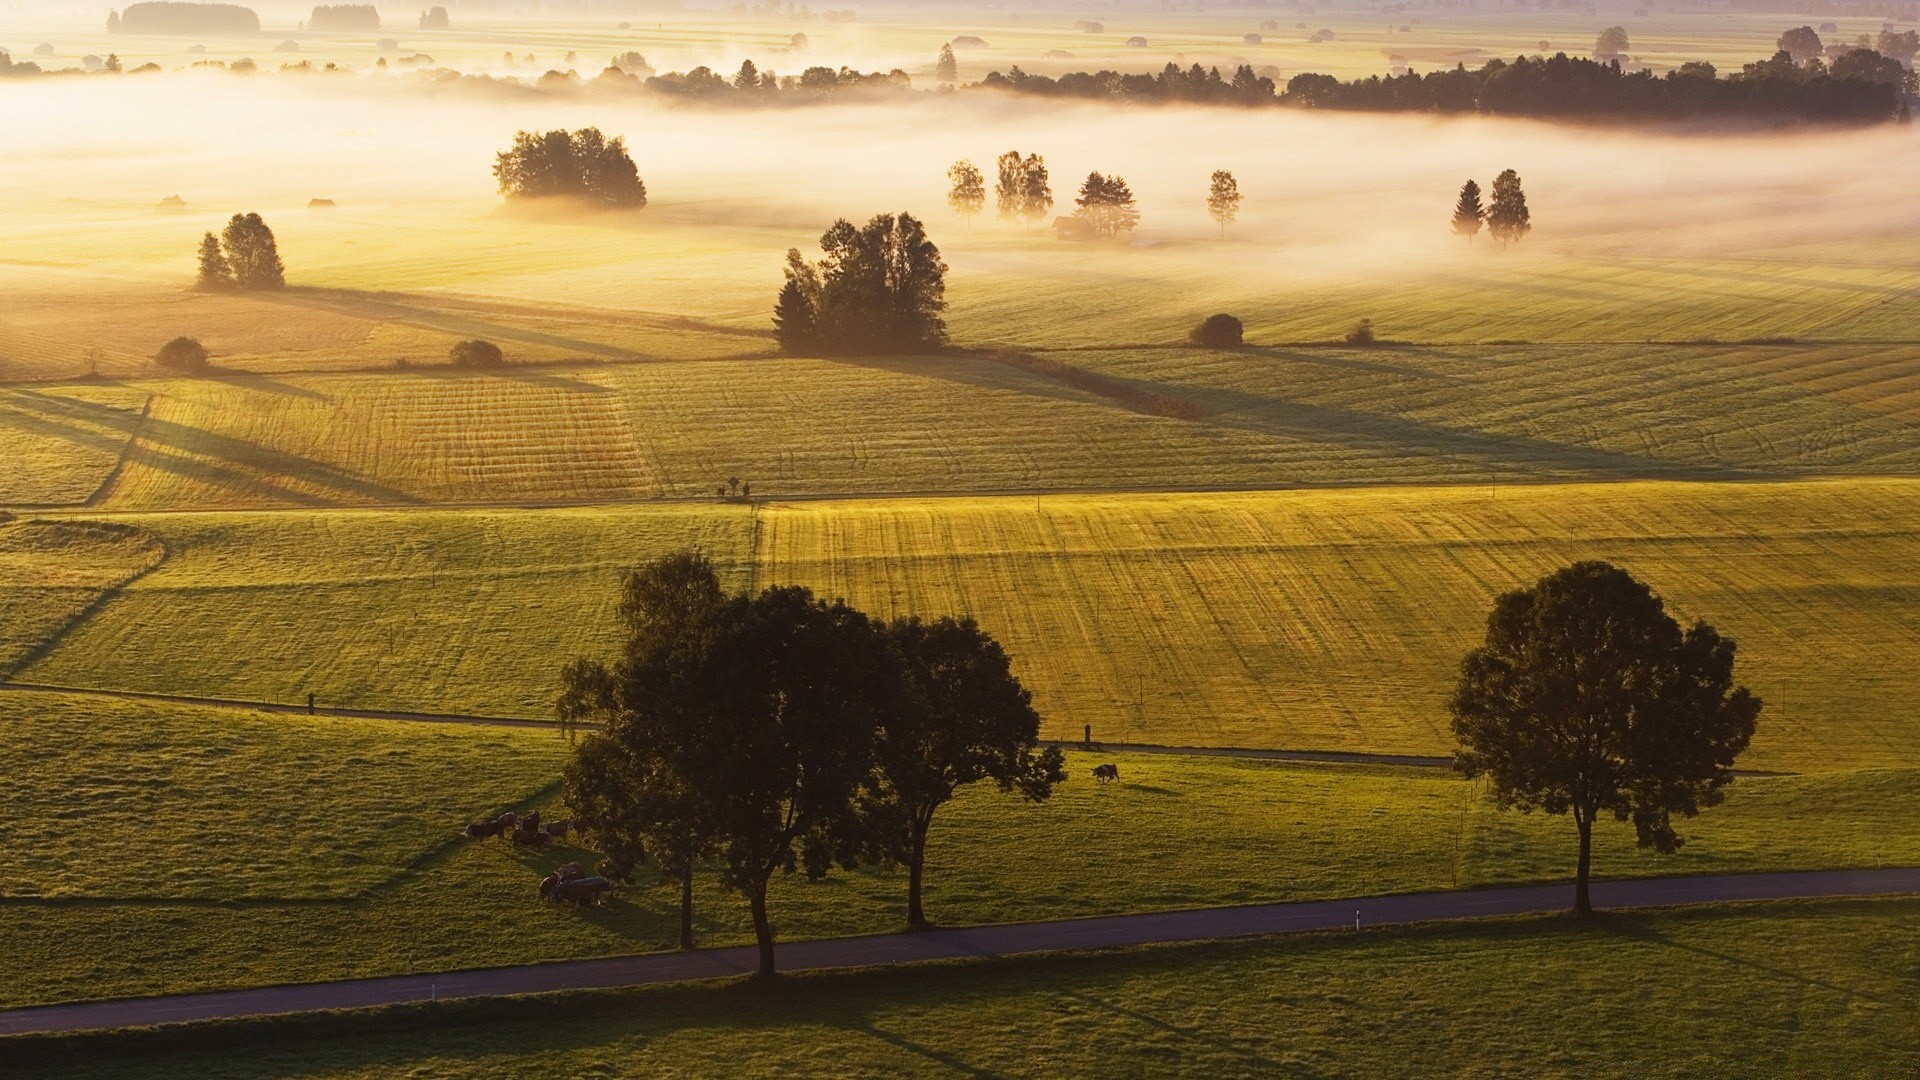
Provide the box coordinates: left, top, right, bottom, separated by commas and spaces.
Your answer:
110, 2, 259, 34
308, 4, 379, 31
776, 213, 948, 355
981, 50, 1911, 123
586, 58, 913, 100
560, 552, 1064, 974
493, 128, 647, 208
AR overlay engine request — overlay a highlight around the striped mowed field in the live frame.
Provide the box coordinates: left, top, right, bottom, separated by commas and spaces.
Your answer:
12, 477, 1920, 771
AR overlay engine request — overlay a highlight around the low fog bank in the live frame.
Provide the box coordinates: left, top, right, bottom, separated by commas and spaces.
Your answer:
6, 73, 1919, 284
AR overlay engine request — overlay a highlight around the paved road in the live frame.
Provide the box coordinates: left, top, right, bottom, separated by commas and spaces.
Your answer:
2, 867, 1912, 1037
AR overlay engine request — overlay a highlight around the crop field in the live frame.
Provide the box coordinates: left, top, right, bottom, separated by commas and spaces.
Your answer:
34, 898, 1916, 1080
12, 331, 1920, 511
3, 690, 1916, 1010
2, 478, 1917, 769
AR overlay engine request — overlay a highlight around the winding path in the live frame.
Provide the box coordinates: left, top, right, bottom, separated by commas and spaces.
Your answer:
2, 867, 1912, 1037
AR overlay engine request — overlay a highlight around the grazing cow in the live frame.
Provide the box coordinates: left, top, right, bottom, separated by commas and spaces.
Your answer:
463, 817, 506, 841
544, 818, 574, 838
521, 810, 541, 833
553, 861, 586, 883
1092, 763, 1120, 784
550, 876, 613, 907
511, 824, 550, 849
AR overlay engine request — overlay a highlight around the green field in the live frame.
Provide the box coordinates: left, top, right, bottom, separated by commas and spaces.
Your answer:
6, 479, 1918, 768
19, 898, 1920, 1078
4, 691, 1916, 1009
0, 516, 162, 672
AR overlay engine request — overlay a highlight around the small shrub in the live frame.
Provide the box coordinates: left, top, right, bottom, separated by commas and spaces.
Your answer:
449, 339, 504, 368
155, 336, 209, 372
1344, 318, 1376, 346
1189, 313, 1244, 348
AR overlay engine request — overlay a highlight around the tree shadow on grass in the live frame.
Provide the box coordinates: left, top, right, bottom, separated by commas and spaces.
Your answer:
1598, 905, 1899, 1006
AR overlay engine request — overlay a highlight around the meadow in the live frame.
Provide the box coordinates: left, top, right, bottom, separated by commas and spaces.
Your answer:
3, 690, 1916, 1010
18, 898, 1920, 1078
6, 479, 1918, 769
0, 515, 162, 671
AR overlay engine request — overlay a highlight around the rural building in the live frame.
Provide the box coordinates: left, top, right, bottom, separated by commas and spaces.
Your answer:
1052, 216, 1096, 241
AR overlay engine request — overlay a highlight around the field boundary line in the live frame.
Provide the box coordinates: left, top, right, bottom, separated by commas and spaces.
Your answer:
81, 392, 153, 508
0, 868, 1912, 1036
0, 535, 169, 682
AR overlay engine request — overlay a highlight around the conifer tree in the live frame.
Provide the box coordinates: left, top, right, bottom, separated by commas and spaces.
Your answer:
1486, 169, 1531, 247
196, 231, 234, 289
1451, 179, 1485, 242
773, 249, 819, 354
935, 43, 957, 82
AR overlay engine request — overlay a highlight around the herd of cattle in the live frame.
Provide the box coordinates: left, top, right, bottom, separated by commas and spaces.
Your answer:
467, 767, 1123, 908
462, 809, 612, 907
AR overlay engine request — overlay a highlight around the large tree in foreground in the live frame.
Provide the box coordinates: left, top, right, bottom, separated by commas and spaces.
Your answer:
854, 616, 1064, 929
1450, 561, 1760, 916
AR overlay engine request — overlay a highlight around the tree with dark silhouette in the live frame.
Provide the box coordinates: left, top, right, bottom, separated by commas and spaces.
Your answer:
775, 213, 947, 355
560, 551, 730, 950
1451, 561, 1760, 916
1189, 313, 1243, 347
1486, 169, 1530, 247
494, 128, 647, 209
1594, 26, 1629, 61
449, 339, 504, 367
947, 160, 985, 225
1206, 169, 1241, 239
220, 213, 284, 289
852, 616, 1064, 929
1778, 26, 1823, 65
196, 232, 233, 289
935, 43, 957, 82
419, 5, 447, 29
1074, 172, 1139, 238
732, 58, 760, 91
1451, 179, 1484, 242
155, 336, 208, 372
994, 151, 1052, 230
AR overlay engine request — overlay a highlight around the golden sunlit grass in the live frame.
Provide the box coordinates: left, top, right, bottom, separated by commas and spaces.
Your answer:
10, 479, 1920, 769
0, 385, 147, 504
2, 691, 1915, 1010
0, 517, 163, 672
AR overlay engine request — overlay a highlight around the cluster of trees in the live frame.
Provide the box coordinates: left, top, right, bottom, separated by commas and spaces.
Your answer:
196, 213, 284, 290
559, 552, 1064, 975
309, 4, 378, 31
775, 213, 948, 355
993, 151, 1053, 230
1452, 562, 1760, 914
1073, 173, 1140, 238
109, 2, 259, 33
601, 59, 911, 100
493, 128, 647, 208
981, 62, 1279, 105
1450, 170, 1530, 246
951, 158, 1242, 242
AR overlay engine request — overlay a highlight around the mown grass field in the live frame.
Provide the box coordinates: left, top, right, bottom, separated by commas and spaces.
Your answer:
14, 479, 1917, 768
10, 335, 1920, 509
0, 517, 162, 673
19, 898, 1920, 1078
3, 691, 1917, 1010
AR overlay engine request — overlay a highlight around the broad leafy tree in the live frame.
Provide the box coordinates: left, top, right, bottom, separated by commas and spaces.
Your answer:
947, 160, 986, 226
560, 552, 728, 949
994, 151, 1052, 230
221, 213, 284, 289
774, 212, 947, 355
1450, 561, 1761, 916
1594, 26, 1629, 60
1206, 169, 1241, 239
1486, 169, 1530, 247
494, 128, 647, 208
1451, 179, 1484, 242
155, 335, 208, 372
1074, 172, 1140, 238
1778, 26, 1823, 65
854, 616, 1064, 929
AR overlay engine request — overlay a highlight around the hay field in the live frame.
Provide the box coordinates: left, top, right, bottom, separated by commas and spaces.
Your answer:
0, 517, 163, 673
0, 385, 147, 504
8, 479, 1919, 769
3, 690, 1915, 1008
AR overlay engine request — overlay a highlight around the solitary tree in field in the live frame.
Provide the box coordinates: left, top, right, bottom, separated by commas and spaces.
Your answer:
1594, 26, 1629, 61
220, 213, 284, 289
948, 160, 986, 226
560, 552, 730, 950
155, 335, 208, 372
852, 616, 1064, 929
449, 339, 504, 367
1778, 25, 1824, 65
995, 151, 1053, 231
774, 212, 947, 355
1074, 172, 1140, 238
1206, 169, 1241, 239
1451, 179, 1484, 242
1451, 561, 1760, 916
494, 128, 647, 208
1486, 169, 1530, 247
196, 231, 233, 289
935, 42, 957, 82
